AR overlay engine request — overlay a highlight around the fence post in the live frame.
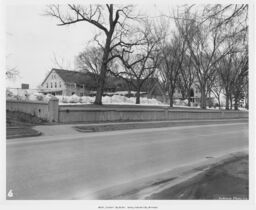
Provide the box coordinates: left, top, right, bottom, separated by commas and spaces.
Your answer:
48, 97, 59, 122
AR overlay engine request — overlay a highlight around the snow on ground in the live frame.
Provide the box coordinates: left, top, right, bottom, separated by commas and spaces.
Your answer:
55, 94, 166, 106
6, 89, 167, 106
6, 88, 230, 110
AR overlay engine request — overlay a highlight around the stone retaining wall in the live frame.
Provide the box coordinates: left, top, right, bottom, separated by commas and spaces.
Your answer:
6, 98, 59, 122
58, 105, 248, 123
6, 99, 248, 123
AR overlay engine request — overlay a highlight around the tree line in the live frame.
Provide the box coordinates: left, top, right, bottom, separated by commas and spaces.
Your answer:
46, 4, 248, 110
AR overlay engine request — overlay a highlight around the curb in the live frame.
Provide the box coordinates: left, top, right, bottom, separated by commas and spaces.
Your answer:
7, 130, 42, 139
73, 119, 248, 133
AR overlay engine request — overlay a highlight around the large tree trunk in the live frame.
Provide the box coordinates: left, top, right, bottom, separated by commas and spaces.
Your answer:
229, 94, 233, 110
225, 87, 230, 110
200, 86, 207, 109
135, 88, 140, 104
225, 94, 229, 110
94, 35, 112, 105
169, 96, 174, 108
187, 89, 191, 107
168, 89, 175, 108
94, 65, 107, 105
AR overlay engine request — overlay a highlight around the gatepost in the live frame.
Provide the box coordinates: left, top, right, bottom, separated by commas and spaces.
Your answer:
48, 97, 59, 122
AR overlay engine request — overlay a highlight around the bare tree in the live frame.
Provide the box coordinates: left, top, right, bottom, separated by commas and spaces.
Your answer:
211, 4, 248, 110
75, 46, 103, 87
46, 4, 138, 105
158, 33, 186, 107
231, 51, 248, 110
210, 75, 224, 109
178, 54, 196, 106
110, 20, 162, 104
175, 5, 246, 109
75, 46, 102, 74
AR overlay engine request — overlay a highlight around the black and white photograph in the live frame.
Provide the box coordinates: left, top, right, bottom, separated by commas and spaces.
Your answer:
1, 0, 255, 209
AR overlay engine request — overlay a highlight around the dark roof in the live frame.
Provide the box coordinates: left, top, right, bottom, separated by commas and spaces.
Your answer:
42, 69, 163, 94
53, 69, 97, 88
43, 69, 116, 89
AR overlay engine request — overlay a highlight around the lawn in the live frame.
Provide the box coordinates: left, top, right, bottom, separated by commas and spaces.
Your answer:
6, 111, 46, 139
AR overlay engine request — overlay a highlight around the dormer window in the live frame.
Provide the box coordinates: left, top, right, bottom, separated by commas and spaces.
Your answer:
46, 83, 48, 88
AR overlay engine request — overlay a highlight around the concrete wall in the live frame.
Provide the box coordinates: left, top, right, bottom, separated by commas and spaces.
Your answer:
7, 99, 248, 123
6, 98, 59, 122
58, 105, 248, 123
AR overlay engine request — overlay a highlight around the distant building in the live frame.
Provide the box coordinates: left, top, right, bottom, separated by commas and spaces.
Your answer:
40, 69, 164, 98
40, 69, 118, 96
172, 83, 202, 104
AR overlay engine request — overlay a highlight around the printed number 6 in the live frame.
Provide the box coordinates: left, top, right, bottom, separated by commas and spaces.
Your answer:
8, 189, 13, 198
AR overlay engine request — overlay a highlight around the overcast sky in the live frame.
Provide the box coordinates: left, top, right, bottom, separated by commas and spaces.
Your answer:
5, 3, 173, 88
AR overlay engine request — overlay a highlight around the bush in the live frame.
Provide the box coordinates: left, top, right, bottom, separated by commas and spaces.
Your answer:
36, 94, 44, 101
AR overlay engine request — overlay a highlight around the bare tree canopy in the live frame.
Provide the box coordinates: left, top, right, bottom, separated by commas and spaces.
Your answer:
45, 4, 139, 105
173, 4, 248, 109
110, 19, 162, 104
45, 4, 248, 109
75, 46, 103, 75
158, 32, 187, 107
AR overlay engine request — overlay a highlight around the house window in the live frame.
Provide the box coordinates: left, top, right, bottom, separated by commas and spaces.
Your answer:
55, 82, 57, 88
46, 83, 48, 88
51, 83, 53, 88
59, 82, 61, 88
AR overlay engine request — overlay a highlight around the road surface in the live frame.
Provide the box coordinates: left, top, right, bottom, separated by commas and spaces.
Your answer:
6, 121, 248, 199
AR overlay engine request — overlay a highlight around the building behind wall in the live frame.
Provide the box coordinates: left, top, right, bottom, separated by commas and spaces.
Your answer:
40, 69, 164, 98
40, 69, 116, 96
40, 68, 219, 106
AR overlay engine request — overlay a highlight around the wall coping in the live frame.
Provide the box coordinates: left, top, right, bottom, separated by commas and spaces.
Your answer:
6, 99, 48, 105
59, 106, 248, 113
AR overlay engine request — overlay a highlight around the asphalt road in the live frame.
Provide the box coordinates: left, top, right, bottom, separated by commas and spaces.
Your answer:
6, 121, 248, 200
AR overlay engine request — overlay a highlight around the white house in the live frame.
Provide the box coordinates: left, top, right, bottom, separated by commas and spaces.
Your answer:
40, 68, 116, 96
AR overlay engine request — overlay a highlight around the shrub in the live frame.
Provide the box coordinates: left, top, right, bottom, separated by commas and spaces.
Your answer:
36, 94, 44, 101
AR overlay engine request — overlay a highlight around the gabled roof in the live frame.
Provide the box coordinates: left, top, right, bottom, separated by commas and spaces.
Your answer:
42, 68, 115, 89
41, 68, 163, 94
53, 69, 97, 88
